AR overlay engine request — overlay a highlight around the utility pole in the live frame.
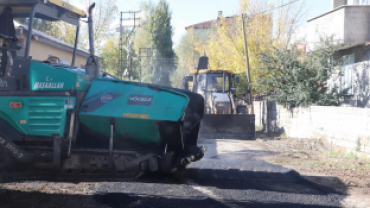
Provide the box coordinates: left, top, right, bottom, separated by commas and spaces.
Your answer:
138, 57, 142, 82
241, 13, 254, 114
119, 11, 140, 80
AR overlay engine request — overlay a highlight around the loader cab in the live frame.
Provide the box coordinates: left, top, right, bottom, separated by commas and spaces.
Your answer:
183, 70, 241, 114
0, 0, 89, 92
204, 73, 230, 93
183, 70, 239, 95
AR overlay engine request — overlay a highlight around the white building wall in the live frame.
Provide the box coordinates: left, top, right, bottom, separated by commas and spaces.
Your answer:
332, 0, 346, 9
307, 8, 345, 50
307, 6, 370, 51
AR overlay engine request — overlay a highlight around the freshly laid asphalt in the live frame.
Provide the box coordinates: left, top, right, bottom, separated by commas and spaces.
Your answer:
94, 139, 346, 208
0, 139, 347, 208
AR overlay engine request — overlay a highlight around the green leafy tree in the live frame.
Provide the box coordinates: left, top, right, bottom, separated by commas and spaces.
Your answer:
78, 0, 118, 54
49, 22, 77, 45
133, 2, 154, 83
170, 34, 198, 88
101, 36, 121, 78
16, 0, 118, 54
151, 0, 175, 86
15, 0, 78, 45
15, 17, 77, 45
15, 18, 53, 32
101, 30, 140, 80
258, 37, 349, 107
134, 0, 175, 86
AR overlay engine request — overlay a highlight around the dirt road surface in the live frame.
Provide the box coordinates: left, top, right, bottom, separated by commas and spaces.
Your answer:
1, 137, 368, 208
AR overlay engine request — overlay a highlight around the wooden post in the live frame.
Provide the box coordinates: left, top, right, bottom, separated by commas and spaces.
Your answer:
241, 13, 254, 114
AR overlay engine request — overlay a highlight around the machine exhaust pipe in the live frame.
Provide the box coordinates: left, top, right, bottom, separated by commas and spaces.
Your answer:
86, 3, 100, 79
192, 53, 209, 94
88, 3, 96, 57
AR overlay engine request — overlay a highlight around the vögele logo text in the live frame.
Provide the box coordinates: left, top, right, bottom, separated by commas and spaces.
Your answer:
128, 95, 153, 106
130, 96, 152, 102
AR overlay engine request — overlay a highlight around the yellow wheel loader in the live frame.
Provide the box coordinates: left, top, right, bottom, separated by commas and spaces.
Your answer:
183, 56, 255, 140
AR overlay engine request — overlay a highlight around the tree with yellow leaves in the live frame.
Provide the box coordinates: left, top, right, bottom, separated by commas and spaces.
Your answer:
181, 0, 306, 93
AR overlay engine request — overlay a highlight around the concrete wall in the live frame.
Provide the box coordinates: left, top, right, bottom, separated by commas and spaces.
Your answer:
307, 7, 345, 50
254, 101, 370, 157
344, 6, 370, 43
307, 6, 370, 50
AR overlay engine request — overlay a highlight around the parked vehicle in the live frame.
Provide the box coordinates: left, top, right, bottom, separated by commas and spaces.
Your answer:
183, 56, 255, 140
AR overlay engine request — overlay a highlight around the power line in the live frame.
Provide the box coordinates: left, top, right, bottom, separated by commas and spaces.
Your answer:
135, 0, 302, 60
250, 0, 301, 15
139, 25, 196, 52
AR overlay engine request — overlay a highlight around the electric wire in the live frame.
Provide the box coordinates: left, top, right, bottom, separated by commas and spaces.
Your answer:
249, 0, 301, 15
139, 25, 196, 52
137, 0, 302, 54
126, 0, 303, 80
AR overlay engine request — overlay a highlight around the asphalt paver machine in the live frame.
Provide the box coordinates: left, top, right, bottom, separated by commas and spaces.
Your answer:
0, 0, 206, 175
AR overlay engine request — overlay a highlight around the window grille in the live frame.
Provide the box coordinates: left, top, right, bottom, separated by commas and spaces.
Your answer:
342, 54, 354, 94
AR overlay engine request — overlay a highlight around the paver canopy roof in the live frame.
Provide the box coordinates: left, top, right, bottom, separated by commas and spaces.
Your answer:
0, 0, 86, 19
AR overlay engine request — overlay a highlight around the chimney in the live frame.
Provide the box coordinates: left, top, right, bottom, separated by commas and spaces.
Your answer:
332, 0, 347, 9
218, 11, 223, 18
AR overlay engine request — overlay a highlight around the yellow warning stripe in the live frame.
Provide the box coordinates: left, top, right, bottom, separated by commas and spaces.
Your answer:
123, 113, 149, 119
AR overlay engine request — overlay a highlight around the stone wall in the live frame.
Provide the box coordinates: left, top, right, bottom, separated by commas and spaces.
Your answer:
254, 101, 370, 156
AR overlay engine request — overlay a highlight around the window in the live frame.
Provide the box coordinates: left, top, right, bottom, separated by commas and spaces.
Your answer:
353, 0, 370, 5
0, 50, 10, 77
0, 50, 5, 76
224, 75, 230, 91
201, 31, 207, 39
206, 74, 230, 92
342, 54, 354, 94
198, 74, 206, 89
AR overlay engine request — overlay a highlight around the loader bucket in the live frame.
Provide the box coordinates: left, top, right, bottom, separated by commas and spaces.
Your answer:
198, 114, 255, 140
